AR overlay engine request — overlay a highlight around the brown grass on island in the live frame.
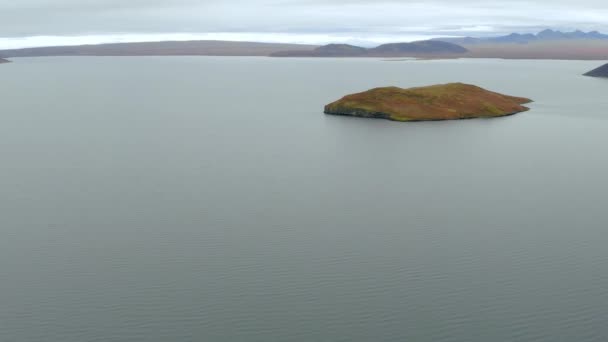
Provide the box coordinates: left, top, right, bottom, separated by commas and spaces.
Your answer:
324, 83, 532, 122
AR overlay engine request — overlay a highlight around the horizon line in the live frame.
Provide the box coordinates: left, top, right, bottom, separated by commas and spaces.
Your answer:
0, 28, 606, 50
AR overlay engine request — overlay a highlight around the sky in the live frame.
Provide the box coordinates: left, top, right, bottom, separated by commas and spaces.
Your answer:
1, 0, 608, 49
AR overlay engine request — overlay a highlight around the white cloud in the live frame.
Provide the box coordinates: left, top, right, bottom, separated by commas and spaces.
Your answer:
1, 0, 608, 48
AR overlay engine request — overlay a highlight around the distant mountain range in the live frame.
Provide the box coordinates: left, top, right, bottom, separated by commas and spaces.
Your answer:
435, 29, 608, 45
1, 29, 608, 60
271, 41, 468, 57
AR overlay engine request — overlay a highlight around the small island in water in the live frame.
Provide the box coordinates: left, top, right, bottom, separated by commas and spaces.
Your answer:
583, 63, 608, 78
0, 58, 9, 64
324, 83, 532, 122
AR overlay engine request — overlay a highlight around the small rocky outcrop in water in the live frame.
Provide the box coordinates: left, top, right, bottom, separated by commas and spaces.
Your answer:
324, 83, 532, 122
583, 63, 608, 78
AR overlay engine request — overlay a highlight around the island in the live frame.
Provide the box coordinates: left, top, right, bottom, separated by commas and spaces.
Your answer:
583, 63, 608, 78
0, 58, 9, 64
324, 83, 532, 122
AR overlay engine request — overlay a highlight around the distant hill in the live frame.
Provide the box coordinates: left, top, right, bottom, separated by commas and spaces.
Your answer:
314, 44, 368, 56
271, 40, 468, 57
368, 41, 468, 55
271, 44, 367, 57
3, 30, 607, 60
431, 29, 608, 60
584, 63, 608, 78
435, 29, 608, 45
459, 40, 608, 60
0, 40, 319, 58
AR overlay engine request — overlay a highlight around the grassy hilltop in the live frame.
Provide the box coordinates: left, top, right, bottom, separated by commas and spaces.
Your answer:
324, 83, 532, 122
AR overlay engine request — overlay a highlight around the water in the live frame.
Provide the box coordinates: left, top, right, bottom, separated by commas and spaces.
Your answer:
1, 57, 608, 341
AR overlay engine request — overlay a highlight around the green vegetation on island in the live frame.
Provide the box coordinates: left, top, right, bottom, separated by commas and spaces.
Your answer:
324, 83, 532, 122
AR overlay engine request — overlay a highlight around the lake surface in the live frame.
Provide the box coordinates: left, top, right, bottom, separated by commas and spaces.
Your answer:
1, 57, 608, 341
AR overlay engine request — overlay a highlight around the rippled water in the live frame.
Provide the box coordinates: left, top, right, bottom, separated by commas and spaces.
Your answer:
1, 57, 608, 341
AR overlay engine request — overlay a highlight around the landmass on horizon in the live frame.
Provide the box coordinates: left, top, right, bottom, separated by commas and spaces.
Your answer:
0, 41, 316, 58
272, 29, 608, 59
271, 41, 468, 57
1, 29, 608, 60
324, 83, 532, 122
434, 29, 608, 45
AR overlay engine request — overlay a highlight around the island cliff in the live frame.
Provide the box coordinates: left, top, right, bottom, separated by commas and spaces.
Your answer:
324, 83, 532, 122
583, 63, 608, 78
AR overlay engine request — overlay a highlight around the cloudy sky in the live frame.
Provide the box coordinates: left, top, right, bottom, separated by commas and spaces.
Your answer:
1, 0, 608, 48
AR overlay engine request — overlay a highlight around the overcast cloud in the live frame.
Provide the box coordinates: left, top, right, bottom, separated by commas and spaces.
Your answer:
1, 0, 608, 48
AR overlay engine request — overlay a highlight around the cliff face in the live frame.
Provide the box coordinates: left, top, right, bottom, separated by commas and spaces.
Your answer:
324, 83, 532, 122
584, 63, 608, 78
